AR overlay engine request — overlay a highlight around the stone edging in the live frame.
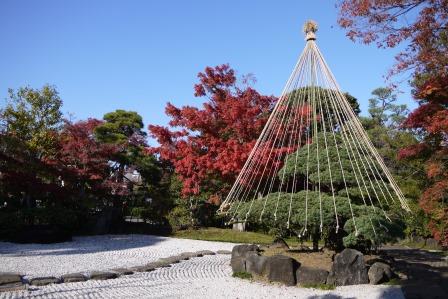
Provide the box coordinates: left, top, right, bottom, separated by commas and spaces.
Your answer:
0, 249, 232, 292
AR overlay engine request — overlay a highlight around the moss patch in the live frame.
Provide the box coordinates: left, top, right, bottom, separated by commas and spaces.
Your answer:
232, 271, 253, 280
300, 283, 335, 290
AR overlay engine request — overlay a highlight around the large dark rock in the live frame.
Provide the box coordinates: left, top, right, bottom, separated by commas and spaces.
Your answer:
296, 267, 329, 285
232, 244, 259, 257
327, 248, 369, 286
0, 273, 24, 292
61, 273, 87, 283
246, 254, 268, 276
30, 276, 60, 286
231, 244, 259, 273
368, 262, 394, 284
265, 255, 300, 286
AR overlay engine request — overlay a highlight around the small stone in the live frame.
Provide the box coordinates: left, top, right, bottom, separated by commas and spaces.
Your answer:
90, 271, 118, 280
130, 263, 160, 272
0, 273, 22, 285
30, 276, 60, 286
296, 267, 329, 285
216, 250, 232, 255
61, 273, 87, 283
195, 250, 216, 256
368, 262, 394, 284
158, 256, 183, 264
265, 255, 300, 286
181, 252, 202, 258
111, 268, 134, 275
0, 282, 25, 292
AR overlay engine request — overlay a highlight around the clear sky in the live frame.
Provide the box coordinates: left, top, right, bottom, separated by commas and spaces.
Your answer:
0, 0, 415, 143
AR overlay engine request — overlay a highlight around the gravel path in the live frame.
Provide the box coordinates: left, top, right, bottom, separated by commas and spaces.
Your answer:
0, 235, 404, 298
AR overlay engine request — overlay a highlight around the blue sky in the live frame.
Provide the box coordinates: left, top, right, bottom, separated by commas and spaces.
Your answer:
0, 0, 415, 143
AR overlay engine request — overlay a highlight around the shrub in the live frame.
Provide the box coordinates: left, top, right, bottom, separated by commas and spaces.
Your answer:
167, 205, 192, 231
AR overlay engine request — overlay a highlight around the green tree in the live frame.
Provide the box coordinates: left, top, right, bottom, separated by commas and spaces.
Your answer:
94, 109, 144, 144
363, 88, 429, 239
368, 87, 408, 128
0, 85, 63, 157
94, 109, 165, 219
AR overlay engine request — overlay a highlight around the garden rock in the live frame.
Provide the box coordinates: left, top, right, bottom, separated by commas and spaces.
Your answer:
159, 256, 183, 264
61, 273, 87, 283
111, 268, 134, 275
0, 273, 24, 292
216, 250, 231, 255
181, 252, 202, 259
90, 271, 118, 280
368, 262, 394, 284
131, 262, 163, 272
0, 273, 22, 286
30, 276, 60, 286
327, 248, 369, 286
231, 244, 259, 273
195, 250, 216, 256
296, 267, 329, 285
231, 251, 258, 273
232, 244, 259, 258
265, 255, 300, 286
246, 254, 268, 276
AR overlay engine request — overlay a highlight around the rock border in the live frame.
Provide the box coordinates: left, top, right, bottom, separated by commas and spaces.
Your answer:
0, 249, 232, 292
230, 245, 397, 287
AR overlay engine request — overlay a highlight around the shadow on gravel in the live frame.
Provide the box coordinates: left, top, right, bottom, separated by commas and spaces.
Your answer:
0, 234, 167, 257
380, 248, 448, 299
307, 295, 347, 299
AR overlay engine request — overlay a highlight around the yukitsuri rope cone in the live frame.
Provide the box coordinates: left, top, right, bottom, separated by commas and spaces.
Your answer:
218, 20, 410, 239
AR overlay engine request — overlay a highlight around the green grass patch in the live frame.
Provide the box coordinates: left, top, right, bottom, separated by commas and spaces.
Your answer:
232, 271, 253, 280
300, 283, 335, 290
173, 227, 311, 247
173, 227, 274, 245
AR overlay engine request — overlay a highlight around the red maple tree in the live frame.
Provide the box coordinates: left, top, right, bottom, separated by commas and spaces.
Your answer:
337, 0, 448, 246
149, 64, 277, 200
52, 119, 128, 198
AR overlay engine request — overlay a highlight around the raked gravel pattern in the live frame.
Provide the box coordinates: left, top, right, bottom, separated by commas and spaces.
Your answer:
0, 235, 235, 278
0, 235, 405, 299
0, 255, 404, 299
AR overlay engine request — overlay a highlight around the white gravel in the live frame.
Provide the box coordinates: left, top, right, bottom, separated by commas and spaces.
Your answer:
0, 235, 404, 299
0, 235, 235, 277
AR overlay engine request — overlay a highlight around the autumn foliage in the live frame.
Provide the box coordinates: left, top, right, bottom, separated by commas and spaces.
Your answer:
149, 64, 277, 199
52, 119, 127, 197
338, 0, 448, 246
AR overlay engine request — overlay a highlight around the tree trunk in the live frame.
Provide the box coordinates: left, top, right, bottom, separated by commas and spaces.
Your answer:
312, 231, 319, 251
